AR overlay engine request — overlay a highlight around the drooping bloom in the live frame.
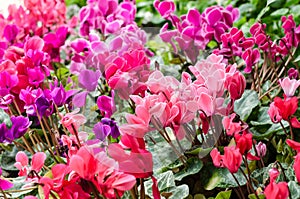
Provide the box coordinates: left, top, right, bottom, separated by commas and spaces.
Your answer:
264, 168, 289, 199
210, 146, 242, 173
222, 113, 242, 136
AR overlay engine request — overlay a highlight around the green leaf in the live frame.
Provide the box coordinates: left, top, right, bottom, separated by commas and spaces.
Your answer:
7, 177, 35, 198
144, 170, 189, 198
234, 90, 260, 121
166, 184, 189, 199
288, 181, 300, 199
204, 168, 247, 190
250, 107, 273, 126
270, 8, 289, 17
290, 5, 300, 17
257, 6, 270, 20
0, 109, 12, 128
267, 0, 278, 6
174, 158, 203, 181
194, 194, 206, 199
215, 190, 232, 199
1, 146, 27, 171
248, 194, 265, 199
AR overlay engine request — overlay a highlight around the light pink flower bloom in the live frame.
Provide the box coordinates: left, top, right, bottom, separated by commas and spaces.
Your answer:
279, 77, 300, 97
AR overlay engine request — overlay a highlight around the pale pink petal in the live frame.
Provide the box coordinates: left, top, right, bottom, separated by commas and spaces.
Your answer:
15, 151, 28, 166
31, 152, 46, 172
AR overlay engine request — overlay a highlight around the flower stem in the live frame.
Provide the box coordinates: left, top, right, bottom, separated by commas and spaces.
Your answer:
230, 172, 246, 199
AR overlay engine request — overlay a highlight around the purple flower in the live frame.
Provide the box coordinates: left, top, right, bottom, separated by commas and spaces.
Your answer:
0, 123, 8, 143
93, 118, 120, 141
35, 96, 53, 117
78, 69, 101, 91
51, 84, 67, 107
1, 116, 32, 143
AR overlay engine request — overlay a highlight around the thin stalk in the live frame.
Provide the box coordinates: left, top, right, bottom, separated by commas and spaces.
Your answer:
21, 136, 35, 154
140, 178, 145, 199
230, 172, 246, 199
0, 187, 8, 199
279, 121, 289, 137
288, 120, 295, 140
243, 156, 259, 199
34, 105, 52, 151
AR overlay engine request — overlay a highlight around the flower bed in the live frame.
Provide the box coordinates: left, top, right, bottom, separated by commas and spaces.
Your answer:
0, 0, 299, 198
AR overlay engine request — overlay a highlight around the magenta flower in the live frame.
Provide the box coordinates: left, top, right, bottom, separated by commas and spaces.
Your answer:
288, 68, 299, 79
97, 92, 116, 118
242, 48, 260, 73
0, 71, 19, 96
0, 168, 13, 190
3, 24, 18, 43
153, 0, 176, 19
27, 67, 45, 87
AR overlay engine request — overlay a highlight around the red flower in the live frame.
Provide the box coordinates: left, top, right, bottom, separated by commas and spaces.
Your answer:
234, 131, 253, 155
264, 168, 289, 199
274, 96, 298, 121
210, 146, 242, 173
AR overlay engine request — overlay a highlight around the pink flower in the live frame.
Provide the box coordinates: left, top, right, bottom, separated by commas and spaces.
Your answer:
242, 48, 260, 73
61, 109, 86, 135
154, 0, 176, 19
279, 77, 300, 97
69, 147, 101, 180
264, 168, 289, 199
14, 151, 46, 177
256, 142, 267, 157
268, 102, 282, 123
222, 113, 242, 136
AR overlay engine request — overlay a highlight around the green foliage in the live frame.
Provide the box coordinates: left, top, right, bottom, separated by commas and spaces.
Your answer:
144, 170, 189, 199
204, 167, 247, 190
215, 190, 232, 199
0, 109, 12, 128
174, 158, 203, 181
234, 90, 260, 121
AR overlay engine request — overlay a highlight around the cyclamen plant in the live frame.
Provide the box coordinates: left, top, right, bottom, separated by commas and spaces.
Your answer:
0, 0, 299, 199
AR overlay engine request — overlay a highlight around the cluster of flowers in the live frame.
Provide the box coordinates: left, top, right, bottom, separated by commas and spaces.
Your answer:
0, 0, 299, 198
